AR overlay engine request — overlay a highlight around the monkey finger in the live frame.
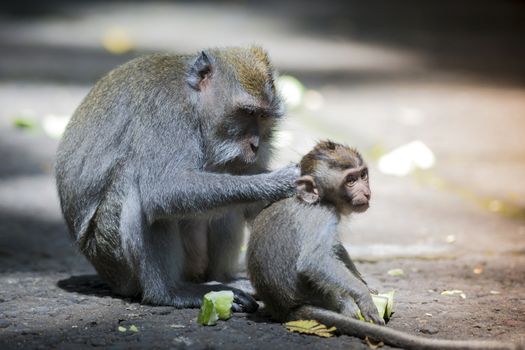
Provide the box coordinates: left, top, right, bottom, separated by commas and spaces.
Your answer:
271, 164, 301, 195
368, 287, 378, 295
363, 311, 386, 325
231, 288, 259, 313
370, 314, 386, 325
339, 298, 362, 319
356, 299, 386, 325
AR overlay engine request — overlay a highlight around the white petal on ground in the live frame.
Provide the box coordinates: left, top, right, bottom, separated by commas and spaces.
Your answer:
378, 140, 435, 176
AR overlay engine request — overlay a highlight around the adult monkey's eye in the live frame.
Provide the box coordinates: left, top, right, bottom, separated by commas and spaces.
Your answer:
244, 108, 257, 117
361, 170, 368, 180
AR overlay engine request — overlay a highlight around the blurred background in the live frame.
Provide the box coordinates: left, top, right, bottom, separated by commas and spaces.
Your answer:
0, 0, 524, 347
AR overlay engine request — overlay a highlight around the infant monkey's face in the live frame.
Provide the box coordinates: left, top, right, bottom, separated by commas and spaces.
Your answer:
296, 140, 371, 214
342, 165, 371, 213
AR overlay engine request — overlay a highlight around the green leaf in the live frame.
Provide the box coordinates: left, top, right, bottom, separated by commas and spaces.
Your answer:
377, 290, 395, 318
387, 268, 405, 277
197, 290, 234, 326
372, 295, 389, 318
197, 296, 218, 326
211, 291, 234, 320
359, 291, 396, 321
13, 117, 37, 129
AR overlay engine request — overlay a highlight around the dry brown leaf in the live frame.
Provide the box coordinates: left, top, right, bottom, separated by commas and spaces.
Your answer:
365, 336, 384, 348
285, 320, 337, 338
473, 266, 483, 274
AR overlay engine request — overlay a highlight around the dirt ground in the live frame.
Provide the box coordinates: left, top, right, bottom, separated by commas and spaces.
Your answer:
1, 1, 525, 349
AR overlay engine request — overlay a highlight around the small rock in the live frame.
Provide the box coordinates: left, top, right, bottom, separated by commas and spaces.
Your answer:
169, 324, 185, 329
0, 320, 11, 328
420, 327, 439, 335
29, 306, 51, 314
173, 336, 193, 347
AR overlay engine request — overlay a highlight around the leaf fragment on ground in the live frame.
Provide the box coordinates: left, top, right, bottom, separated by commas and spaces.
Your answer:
213, 291, 234, 320
358, 291, 395, 321
197, 290, 234, 326
285, 320, 337, 338
441, 290, 466, 299
169, 324, 185, 328
117, 326, 127, 332
387, 268, 404, 277
197, 296, 218, 326
365, 336, 384, 348
445, 235, 456, 243
13, 116, 37, 129
129, 325, 139, 333
376, 290, 395, 319
101, 26, 135, 54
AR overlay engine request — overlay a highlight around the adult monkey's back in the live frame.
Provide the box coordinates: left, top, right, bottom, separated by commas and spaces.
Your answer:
55, 47, 298, 311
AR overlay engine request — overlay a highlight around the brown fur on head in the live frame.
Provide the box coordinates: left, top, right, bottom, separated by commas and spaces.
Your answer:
300, 140, 364, 176
187, 46, 282, 168
297, 140, 370, 215
210, 46, 276, 102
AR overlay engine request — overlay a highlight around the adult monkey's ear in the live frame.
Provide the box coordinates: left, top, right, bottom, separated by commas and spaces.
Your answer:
296, 175, 319, 204
187, 51, 213, 91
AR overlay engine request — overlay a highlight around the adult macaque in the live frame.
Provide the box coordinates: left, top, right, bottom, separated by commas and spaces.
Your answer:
56, 47, 298, 311
247, 140, 519, 350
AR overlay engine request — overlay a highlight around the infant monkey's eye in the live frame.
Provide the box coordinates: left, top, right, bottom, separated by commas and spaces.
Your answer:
346, 176, 357, 186
361, 170, 368, 180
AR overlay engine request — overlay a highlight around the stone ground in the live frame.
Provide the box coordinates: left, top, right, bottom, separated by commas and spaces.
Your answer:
0, 1, 524, 349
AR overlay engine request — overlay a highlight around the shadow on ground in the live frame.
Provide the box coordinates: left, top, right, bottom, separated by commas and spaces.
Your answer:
0, 209, 79, 273
57, 275, 117, 299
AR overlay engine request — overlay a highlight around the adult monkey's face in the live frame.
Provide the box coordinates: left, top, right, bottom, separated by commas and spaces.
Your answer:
189, 47, 283, 168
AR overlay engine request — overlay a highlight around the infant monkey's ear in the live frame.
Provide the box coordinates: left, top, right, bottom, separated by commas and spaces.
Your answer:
296, 175, 319, 204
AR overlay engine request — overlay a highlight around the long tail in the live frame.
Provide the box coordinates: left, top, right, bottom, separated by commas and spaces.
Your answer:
292, 306, 521, 350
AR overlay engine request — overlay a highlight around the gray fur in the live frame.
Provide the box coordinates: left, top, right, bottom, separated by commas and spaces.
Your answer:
294, 306, 520, 350
247, 141, 520, 349
247, 197, 380, 322
55, 47, 297, 310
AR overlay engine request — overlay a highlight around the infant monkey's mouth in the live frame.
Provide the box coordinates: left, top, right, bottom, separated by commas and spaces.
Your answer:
352, 203, 369, 212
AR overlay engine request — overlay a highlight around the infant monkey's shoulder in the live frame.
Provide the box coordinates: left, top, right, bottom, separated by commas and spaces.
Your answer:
256, 196, 336, 231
